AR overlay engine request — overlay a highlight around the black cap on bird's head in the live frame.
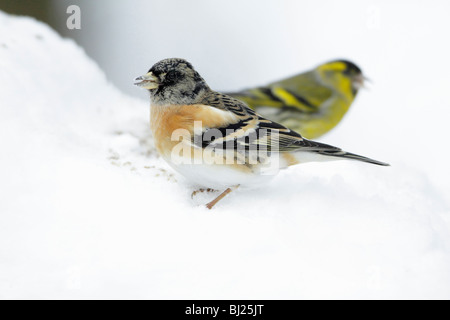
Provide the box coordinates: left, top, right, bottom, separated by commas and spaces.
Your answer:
336, 60, 363, 76
134, 58, 209, 106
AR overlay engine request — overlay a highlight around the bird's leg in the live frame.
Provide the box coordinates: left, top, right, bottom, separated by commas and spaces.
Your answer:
205, 185, 240, 210
191, 188, 217, 199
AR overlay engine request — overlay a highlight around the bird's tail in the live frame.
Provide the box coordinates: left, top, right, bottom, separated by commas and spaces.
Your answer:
316, 149, 390, 166
292, 139, 390, 166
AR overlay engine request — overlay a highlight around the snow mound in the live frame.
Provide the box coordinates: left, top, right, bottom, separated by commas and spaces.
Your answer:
0, 11, 449, 299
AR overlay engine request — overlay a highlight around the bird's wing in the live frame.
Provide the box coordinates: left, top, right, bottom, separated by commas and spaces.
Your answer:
229, 71, 333, 114
203, 91, 257, 117
197, 91, 342, 153
194, 91, 388, 166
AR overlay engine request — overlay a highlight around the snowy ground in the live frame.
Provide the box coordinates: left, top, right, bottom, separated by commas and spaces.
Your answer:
1, 11, 449, 299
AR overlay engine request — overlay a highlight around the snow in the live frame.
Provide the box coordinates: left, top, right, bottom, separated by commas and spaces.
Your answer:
0, 10, 449, 299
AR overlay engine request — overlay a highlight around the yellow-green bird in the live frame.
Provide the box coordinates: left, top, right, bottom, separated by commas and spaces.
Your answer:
228, 60, 365, 139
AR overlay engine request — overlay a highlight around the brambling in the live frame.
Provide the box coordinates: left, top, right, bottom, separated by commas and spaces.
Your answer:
135, 58, 388, 209
229, 60, 365, 139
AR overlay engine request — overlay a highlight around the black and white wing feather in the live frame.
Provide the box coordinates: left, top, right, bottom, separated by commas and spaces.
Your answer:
197, 91, 389, 166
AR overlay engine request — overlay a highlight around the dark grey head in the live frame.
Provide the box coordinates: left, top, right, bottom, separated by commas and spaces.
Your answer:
134, 58, 209, 106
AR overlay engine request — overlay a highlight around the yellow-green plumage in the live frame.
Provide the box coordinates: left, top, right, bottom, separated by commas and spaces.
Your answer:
228, 60, 364, 139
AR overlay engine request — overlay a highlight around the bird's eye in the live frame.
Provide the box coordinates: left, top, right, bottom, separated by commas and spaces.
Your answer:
166, 71, 177, 82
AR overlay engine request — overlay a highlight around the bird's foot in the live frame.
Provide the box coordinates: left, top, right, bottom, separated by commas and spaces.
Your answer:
205, 185, 240, 210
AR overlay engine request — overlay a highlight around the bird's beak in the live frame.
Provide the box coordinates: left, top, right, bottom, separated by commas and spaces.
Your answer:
134, 72, 159, 89
353, 74, 371, 90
